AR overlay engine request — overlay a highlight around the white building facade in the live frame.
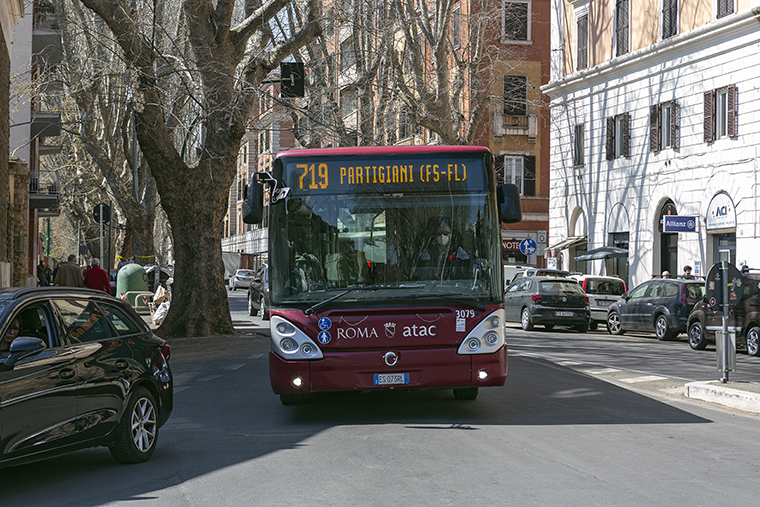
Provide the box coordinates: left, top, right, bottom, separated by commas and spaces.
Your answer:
543, 1, 760, 289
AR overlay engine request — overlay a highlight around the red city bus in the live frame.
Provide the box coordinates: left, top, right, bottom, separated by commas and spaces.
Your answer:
246, 145, 521, 404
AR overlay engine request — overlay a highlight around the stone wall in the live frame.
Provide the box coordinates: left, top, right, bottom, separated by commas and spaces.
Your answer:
9, 157, 28, 286
1, 24, 10, 281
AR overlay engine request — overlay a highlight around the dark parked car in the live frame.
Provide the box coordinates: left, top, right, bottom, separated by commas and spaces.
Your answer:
505, 275, 590, 332
606, 278, 705, 340
248, 264, 270, 320
687, 272, 760, 355
0, 287, 173, 469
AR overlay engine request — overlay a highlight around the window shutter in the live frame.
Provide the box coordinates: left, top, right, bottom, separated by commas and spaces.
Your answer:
622, 112, 631, 157
704, 91, 714, 143
523, 156, 536, 196
494, 155, 505, 183
727, 84, 737, 138
671, 101, 680, 149
650, 105, 660, 152
606, 116, 615, 161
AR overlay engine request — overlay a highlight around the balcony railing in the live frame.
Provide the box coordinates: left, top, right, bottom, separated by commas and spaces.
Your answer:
29, 170, 59, 195
33, 3, 58, 30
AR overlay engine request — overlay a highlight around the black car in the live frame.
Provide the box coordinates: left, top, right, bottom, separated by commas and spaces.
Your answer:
504, 275, 591, 332
0, 287, 173, 469
687, 272, 760, 355
606, 278, 705, 340
247, 264, 270, 320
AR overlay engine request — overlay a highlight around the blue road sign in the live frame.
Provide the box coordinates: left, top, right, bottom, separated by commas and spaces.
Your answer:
318, 317, 332, 330
663, 215, 697, 233
520, 238, 537, 256
318, 331, 331, 344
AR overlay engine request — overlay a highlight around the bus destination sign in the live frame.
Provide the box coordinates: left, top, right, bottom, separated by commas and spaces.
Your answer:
284, 156, 485, 194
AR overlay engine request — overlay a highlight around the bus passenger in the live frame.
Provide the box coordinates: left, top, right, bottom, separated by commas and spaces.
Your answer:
416, 216, 470, 281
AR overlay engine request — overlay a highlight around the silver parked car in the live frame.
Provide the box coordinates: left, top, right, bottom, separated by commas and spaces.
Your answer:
569, 274, 627, 330
228, 269, 255, 291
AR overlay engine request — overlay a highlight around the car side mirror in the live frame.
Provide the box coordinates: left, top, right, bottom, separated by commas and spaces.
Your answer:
621, 294, 630, 300
9, 336, 46, 353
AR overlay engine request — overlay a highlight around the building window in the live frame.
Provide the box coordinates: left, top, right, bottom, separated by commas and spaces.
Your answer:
340, 37, 355, 71
606, 113, 630, 160
494, 155, 536, 196
503, 0, 530, 42
341, 89, 357, 118
573, 124, 584, 167
259, 129, 270, 154
650, 101, 679, 152
576, 13, 588, 70
662, 0, 678, 39
503, 75, 527, 122
615, 0, 629, 56
717, 0, 733, 19
452, 6, 461, 48
704, 85, 737, 142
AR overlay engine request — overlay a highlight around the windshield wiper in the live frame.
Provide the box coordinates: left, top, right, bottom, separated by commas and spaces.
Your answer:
303, 285, 389, 315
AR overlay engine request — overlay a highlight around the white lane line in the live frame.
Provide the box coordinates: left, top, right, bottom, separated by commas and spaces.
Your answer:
619, 375, 668, 383
247, 353, 264, 359
557, 361, 583, 366
197, 375, 221, 382
226, 363, 245, 370
174, 386, 191, 393
584, 368, 621, 375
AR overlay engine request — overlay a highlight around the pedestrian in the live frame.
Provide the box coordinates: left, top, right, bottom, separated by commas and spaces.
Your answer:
44, 265, 52, 284
661, 270, 670, 278
37, 260, 48, 286
682, 266, 694, 279
53, 254, 84, 287
84, 258, 111, 294
1, 317, 20, 352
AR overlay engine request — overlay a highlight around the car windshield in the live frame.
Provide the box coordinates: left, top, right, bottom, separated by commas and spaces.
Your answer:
585, 279, 625, 295
539, 281, 584, 293
238, 270, 254, 276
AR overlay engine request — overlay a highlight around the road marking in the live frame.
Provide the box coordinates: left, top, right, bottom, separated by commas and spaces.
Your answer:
557, 361, 583, 366
226, 363, 245, 370
174, 386, 191, 393
585, 368, 621, 375
197, 375, 221, 382
247, 353, 264, 359
619, 375, 668, 383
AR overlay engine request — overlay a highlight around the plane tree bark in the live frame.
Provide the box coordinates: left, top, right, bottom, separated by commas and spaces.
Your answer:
75, 0, 321, 336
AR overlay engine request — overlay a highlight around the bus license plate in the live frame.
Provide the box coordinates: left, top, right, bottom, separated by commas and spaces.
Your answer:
555, 311, 574, 317
374, 373, 410, 385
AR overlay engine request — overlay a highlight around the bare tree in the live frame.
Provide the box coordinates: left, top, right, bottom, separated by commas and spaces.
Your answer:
71, 0, 320, 336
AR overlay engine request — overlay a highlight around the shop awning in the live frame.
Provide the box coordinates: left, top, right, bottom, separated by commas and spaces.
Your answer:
547, 236, 587, 251
574, 246, 629, 261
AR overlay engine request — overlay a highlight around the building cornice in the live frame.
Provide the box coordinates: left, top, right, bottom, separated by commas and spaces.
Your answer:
542, 8, 760, 99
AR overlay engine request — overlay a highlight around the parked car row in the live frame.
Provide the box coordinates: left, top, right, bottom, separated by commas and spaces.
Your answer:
505, 266, 760, 357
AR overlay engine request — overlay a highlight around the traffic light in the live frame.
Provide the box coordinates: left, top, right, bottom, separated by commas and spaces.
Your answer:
280, 62, 305, 98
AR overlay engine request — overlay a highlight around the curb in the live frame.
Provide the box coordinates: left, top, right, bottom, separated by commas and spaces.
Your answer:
684, 381, 760, 414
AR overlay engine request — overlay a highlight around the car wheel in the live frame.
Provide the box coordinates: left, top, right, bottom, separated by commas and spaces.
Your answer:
688, 321, 708, 350
607, 311, 624, 335
544, 324, 554, 330
261, 295, 270, 321
574, 323, 589, 333
655, 314, 674, 341
746, 326, 760, 356
589, 322, 598, 331
521, 308, 534, 331
109, 387, 158, 464
453, 387, 479, 400
248, 293, 257, 316
280, 393, 308, 405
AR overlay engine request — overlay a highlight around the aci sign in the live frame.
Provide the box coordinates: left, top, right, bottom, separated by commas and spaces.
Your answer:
706, 193, 736, 230
662, 215, 697, 233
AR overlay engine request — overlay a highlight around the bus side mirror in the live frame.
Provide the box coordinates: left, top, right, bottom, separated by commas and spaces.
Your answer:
498, 184, 522, 223
242, 181, 264, 224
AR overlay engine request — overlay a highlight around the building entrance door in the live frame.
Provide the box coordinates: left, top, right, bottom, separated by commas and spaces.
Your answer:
713, 234, 736, 265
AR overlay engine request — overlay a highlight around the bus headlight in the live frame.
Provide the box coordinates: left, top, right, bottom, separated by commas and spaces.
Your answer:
457, 309, 506, 355
271, 316, 324, 360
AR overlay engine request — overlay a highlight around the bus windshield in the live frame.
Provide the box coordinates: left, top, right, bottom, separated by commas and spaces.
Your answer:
269, 152, 501, 306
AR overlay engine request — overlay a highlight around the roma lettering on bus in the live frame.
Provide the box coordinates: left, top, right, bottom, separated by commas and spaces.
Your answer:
337, 327, 380, 339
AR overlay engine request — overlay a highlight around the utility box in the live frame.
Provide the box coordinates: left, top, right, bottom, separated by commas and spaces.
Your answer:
117, 263, 149, 307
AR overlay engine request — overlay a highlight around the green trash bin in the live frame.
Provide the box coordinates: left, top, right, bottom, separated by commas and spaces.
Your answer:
117, 263, 150, 309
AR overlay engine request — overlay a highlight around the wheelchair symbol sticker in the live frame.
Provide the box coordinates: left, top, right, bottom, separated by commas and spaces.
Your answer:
318, 317, 332, 330
318, 331, 331, 344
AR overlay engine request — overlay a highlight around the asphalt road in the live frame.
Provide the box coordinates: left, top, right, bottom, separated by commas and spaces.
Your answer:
2, 291, 760, 506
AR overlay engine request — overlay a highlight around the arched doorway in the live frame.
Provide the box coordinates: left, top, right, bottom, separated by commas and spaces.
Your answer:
657, 199, 678, 275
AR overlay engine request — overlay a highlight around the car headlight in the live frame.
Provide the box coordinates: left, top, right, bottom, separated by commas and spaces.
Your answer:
271, 316, 323, 360
457, 309, 506, 355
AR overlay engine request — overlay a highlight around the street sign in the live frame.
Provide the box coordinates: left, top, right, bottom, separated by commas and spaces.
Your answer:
662, 215, 697, 233
93, 203, 111, 224
520, 238, 537, 256
706, 262, 744, 308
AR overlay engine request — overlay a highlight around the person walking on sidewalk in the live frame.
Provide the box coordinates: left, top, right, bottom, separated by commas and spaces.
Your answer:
84, 258, 111, 294
54, 255, 84, 287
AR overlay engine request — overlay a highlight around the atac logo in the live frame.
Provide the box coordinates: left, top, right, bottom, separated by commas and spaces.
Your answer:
384, 322, 397, 338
